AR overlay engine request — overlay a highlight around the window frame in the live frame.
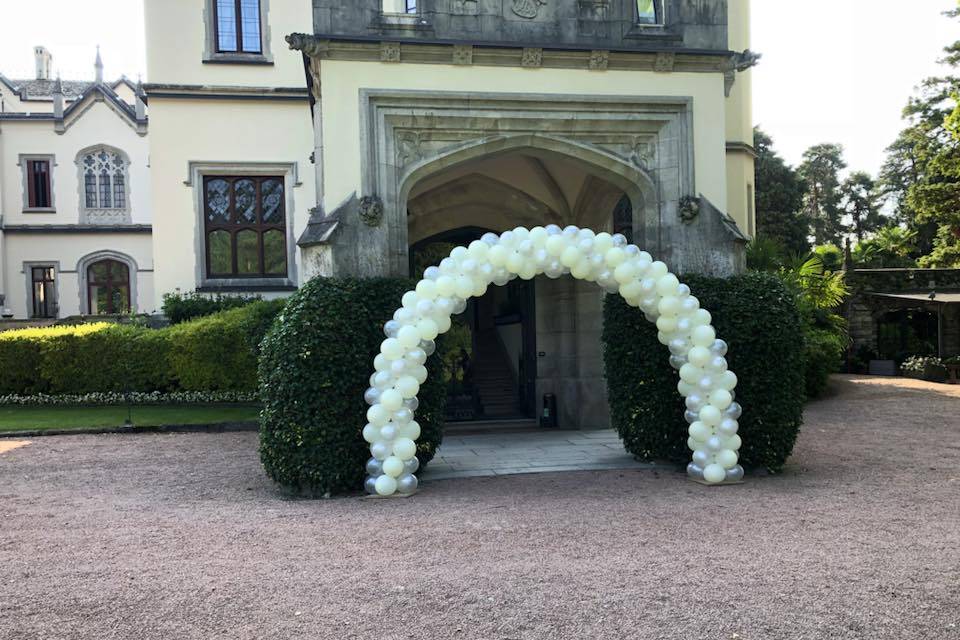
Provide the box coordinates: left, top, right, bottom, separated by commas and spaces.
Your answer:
213, 0, 262, 55
203, 0, 273, 65
86, 259, 131, 316
77, 251, 138, 315
19, 154, 56, 213
25, 262, 59, 319
75, 145, 132, 224
202, 175, 288, 280
187, 162, 299, 292
635, 0, 664, 25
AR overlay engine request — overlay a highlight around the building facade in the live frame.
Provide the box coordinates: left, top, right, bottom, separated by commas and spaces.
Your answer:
0, 48, 152, 319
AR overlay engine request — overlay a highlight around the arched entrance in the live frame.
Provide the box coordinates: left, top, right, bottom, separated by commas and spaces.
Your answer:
363, 226, 743, 496
400, 136, 652, 429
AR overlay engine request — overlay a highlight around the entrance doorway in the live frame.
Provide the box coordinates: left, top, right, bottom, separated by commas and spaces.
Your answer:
411, 228, 537, 422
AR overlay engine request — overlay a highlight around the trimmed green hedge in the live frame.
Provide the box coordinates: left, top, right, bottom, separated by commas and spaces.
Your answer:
161, 291, 262, 324
0, 300, 285, 396
803, 326, 846, 398
603, 272, 805, 473
258, 277, 448, 496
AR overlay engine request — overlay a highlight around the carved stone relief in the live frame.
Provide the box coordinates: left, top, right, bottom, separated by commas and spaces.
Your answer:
380, 42, 401, 63
589, 50, 609, 70
451, 0, 478, 15
654, 52, 675, 72
511, 0, 547, 19
396, 131, 425, 166
358, 195, 384, 227
452, 44, 473, 65
521, 47, 543, 67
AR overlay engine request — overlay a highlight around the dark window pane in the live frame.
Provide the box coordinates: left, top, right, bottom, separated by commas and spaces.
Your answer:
209, 230, 233, 275
236, 229, 260, 274
216, 0, 238, 51
114, 173, 126, 208
112, 286, 130, 314
261, 178, 284, 222
90, 284, 109, 314
239, 0, 261, 53
31, 266, 56, 318
235, 179, 257, 223
612, 194, 634, 244
89, 261, 109, 282
263, 229, 287, 275
29, 160, 51, 208
85, 171, 98, 208
205, 179, 231, 222
99, 170, 112, 208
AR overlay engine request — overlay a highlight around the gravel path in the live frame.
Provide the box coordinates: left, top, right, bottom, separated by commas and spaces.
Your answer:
1, 375, 958, 640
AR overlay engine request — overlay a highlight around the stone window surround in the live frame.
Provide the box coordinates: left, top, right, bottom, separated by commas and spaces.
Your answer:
23, 261, 60, 319
185, 161, 301, 291
75, 144, 133, 225
202, 0, 274, 65
76, 250, 138, 315
18, 154, 57, 214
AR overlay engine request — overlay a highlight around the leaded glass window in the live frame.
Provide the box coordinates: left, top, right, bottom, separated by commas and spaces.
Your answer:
87, 259, 130, 315
203, 175, 287, 278
216, 0, 262, 54
613, 195, 634, 244
81, 149, 127, 210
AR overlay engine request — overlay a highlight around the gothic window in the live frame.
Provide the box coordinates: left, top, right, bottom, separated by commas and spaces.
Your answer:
203, 176, 287, 278
613, 195, 634, 243
87, 259, 130, 315
31, 266, 57, 318
81, 149, 127, 210
216, 0, 262, 53
637, 0, 660, 24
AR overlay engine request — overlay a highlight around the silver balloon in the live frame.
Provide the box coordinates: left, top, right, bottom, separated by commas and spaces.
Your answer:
692, 450, 710, 467
686, 462, 704, 479
725, 465, 745, 482
676, 318, 692, 333
710, 339, 728, 357
718, 418, 739, 437
366, 457, 384, 476
363, 387, 381, 406
403, 397, 419, 411
416, 300, 435, 316
684, 409, 699, 424
390, 359, 407, 376
707, 355, 728, 373
611, 233, 627, 247
419, 339, 436, 356
669, 355, 687, 370
481, 232, 500, 245
545, 224, 562, 235
676, 284, 691, 298
562, 225, 579, 237
392, 408, 414, 424
403, 457, 420, 474
423, 266, 441, 281
724, 402, 743, 420
370, 442, 391, 460
669, 338, 690, 356
697, 376, 714, 392
706, 436, 724, 451
624, 244, 640, 256
383, 320, 401, 338
685, 393, 705, 411
452, 298, 467, 314
407, 348, 427, 366
397, 473, 419, 494
364, 476, 378, 494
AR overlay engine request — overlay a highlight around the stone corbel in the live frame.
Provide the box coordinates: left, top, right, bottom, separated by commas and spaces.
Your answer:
722, 49, 762, 97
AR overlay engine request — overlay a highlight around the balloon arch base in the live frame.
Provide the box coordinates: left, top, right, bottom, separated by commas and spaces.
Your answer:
362, 225, 745, 497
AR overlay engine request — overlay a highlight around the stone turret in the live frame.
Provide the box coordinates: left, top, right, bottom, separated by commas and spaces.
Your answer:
94, 45, 104, 84
52, 75, 64, 119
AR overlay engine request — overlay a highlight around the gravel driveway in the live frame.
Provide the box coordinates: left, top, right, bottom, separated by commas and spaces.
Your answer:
1, 375, 958, 640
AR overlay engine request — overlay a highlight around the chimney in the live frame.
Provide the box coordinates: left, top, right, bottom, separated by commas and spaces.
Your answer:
35, 46, 52, 80
94, 45, 104, 84
53, 75, 64, 119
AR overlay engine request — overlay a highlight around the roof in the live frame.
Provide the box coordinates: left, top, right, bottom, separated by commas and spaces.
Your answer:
6, 78, 93, 100
868, 291, 960, 304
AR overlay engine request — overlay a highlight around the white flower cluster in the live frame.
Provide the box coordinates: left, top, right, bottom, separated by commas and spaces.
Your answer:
363, 225, 744, 496
0, 391, 258, 406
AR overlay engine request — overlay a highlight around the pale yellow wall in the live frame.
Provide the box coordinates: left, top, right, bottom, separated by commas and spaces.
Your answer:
147, 97, 314, 303
144, 0, 311, 87
3, 233, 154, 318
319, 60, 729, 214
0, 83, 35, 114
112, 81, 137, 106
0, 100, 151, 226
725, 0, 755, 236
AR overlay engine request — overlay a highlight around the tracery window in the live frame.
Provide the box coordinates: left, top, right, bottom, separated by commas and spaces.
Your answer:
81, 149, 126, 210
203, 176, 287, 278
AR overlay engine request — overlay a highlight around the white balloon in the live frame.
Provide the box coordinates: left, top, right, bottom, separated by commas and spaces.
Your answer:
362, 423, 380, 444
375, 474, 398, 496
703, 464, 726, 484
393, 437, 417, 460
366, 404, 390, 427
380, 389, 403, 411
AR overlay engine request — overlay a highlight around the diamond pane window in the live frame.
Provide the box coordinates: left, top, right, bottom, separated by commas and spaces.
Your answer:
203, 175, 286, 278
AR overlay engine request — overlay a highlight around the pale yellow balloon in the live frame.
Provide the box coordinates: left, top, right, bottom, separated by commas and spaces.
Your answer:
415, 279, 438, 300
545, 235, 567, 256
382, 456, 404, 477
436, 275, 456, 297
488, 245, 508, 267
417, 318, 439, 341
560, 246, 582, 268
605, 247, 627, 268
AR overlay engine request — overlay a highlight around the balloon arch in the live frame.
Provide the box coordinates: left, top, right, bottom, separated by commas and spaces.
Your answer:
362, 225, 744, 496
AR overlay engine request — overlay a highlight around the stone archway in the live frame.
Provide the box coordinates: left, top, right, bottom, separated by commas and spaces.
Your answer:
362, 225, 743, 496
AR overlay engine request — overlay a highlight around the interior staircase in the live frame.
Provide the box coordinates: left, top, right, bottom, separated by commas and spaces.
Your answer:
472, 328, 522, 418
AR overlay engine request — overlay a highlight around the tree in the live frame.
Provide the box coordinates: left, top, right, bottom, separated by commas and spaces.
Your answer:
753, 128, 809, 254
839, 171, 882, 241
798, 144, 847, 246
852, 225, 918, 268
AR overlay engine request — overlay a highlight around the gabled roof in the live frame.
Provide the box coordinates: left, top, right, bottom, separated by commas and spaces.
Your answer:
0, 81, 145, 131
5, 77, 93, 101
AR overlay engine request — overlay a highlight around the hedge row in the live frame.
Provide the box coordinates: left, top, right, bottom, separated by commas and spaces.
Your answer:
603, 272, 806, 473
258, 278, 448, 496
0, 300, 285, 396
161, 291, 263, 325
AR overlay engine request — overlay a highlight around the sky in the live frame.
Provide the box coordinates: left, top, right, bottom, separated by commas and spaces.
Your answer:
1, 1, 959, 178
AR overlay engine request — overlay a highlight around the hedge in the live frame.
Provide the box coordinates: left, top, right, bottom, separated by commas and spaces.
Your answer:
0, 300, 285, 396
161, 291, 262, 324
603, 272, 805, 473
803, 326, 846, 398
258, 277, 448, 496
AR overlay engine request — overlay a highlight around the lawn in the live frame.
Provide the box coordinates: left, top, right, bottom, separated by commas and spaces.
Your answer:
0, 404, 261, 433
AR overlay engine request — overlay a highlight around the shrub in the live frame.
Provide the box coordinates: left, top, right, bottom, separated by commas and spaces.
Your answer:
0, 323, 114, 395
258, 278, 448, 496
167, 299, 285, 392
603, 272, 805, 473
803, 326, 846, 398
901, 355, 949, 382
161, 291, 262, 324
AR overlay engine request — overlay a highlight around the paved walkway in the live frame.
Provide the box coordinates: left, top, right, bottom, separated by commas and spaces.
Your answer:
421, 428, 662, 480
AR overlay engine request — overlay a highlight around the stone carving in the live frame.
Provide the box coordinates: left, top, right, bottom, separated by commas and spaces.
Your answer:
84, 209, 131, 225
358, 195, 384, 227
452, 44, 473, 65
654, 52, 675, 72
396, 131, 424, 166
679, 195, 700, 225
521, 47, 543, 68
452, 0, 478, 15
511, 0, 547, 19
589, 50, 609, 70
577, 0, 609, 36
286, 33, 329, 58
381, 42, 401, 63
630, 138, 656, 169
722, 49, 762, 97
